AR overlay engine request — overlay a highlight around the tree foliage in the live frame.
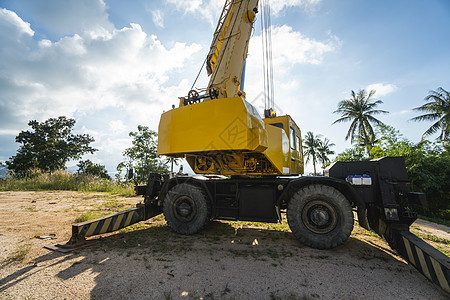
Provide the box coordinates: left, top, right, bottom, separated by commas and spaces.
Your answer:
410, 87, 450, 144
7, 116, 97, 175
77, 160, 110, 179
303, 132, 335, 174
318, 137, 335, 169
116, 125, 169, 182
333, 89, 388, 153
303, 131, 322, 175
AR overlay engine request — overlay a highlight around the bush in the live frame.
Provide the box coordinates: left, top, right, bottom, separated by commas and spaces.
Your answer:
0, 169, 135, 196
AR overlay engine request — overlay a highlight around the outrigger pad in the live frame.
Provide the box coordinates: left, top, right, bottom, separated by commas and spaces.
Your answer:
44, 239, 99, 253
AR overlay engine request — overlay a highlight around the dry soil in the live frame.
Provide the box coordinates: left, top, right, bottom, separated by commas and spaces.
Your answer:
0, 191, 449, 299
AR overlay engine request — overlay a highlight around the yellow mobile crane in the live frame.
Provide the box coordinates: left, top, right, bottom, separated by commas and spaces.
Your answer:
157, 0, 303, 176
50, 0, 449, 293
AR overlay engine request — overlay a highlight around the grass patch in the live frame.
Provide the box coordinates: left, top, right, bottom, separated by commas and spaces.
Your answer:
228, 215, 291, 232
410, 230, 450, 245
73, 197, 132, 223
24, 205, 37, 212
9, 243, 31, 263
0, 169, 135, 196
102, 198, 128, 211
352, 226, 379, 237
418, 215, 450, 227
434, 245, 450, 256
74, 211, 108, 223
409, 230, 450, 256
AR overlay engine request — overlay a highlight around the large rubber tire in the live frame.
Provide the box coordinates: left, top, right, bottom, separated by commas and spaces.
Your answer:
287, 184, 353, 249
163, 183, 211, 235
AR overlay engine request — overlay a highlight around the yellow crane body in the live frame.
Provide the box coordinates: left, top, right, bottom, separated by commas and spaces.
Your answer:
157, 96, 303, 175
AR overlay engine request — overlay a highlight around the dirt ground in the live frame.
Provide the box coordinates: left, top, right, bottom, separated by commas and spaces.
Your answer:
0, 191, 449, 299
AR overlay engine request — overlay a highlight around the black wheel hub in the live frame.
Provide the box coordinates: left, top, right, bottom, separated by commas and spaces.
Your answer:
302, 200, 338, 234
173, 196, 196, 222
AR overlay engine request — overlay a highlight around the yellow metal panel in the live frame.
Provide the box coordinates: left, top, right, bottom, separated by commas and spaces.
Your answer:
263, 125, 289, 174
158, 97, 268, 155
264, 115, 304, 174
159, 96, 304, 175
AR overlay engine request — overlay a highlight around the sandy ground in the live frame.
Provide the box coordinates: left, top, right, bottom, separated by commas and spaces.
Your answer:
0, 191, 449, 299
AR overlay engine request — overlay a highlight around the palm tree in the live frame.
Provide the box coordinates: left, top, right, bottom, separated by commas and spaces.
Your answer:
410, 87, 450, 144
303, 131, 322, 175
332, 89, 388, 153
318, 138, 335, 168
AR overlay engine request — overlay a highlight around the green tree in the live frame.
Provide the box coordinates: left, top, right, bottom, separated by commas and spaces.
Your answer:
410, 87, 450, 144
303, 131, 322, 175
7, 116, 97, 175
318, 137, 335, 169
334, 145, 367, 162
77, 160, 110, 179
332, 89, 388, 154
117, 125, 169, 182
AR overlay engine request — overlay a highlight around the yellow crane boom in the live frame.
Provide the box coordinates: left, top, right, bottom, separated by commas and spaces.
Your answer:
206, 0, 259, 99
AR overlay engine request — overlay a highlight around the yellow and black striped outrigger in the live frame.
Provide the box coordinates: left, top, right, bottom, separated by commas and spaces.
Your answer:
46, 202, 162, 252
394, 230, 449, 293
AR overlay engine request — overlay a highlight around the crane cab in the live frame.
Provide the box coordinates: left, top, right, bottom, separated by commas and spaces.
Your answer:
264, 115, 304, 175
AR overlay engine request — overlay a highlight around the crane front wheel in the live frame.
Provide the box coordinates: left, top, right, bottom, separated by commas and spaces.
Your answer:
163, 183, 211, 235
287, 184, 353, 249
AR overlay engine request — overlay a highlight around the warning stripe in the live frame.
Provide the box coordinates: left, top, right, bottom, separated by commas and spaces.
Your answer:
401, 234, 449, 293
72, 207, 143, 239
431, 257, 450, 293
99, 217, 112, 234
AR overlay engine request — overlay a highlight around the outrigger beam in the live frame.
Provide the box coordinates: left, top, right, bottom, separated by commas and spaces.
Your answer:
45, 203, 162, 252
391, 229, 450, 293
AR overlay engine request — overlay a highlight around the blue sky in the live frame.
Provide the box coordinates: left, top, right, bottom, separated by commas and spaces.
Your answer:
0, 0, 449, 175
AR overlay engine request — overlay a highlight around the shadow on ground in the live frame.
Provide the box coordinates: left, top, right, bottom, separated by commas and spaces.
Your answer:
1, 220, 446, 299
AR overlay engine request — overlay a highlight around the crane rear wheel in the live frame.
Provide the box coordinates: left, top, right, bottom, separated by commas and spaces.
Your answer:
287, 184, 353, 249
163, 183, 211, 235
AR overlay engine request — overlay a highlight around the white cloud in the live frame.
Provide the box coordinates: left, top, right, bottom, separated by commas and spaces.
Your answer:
0, 9, 202, 126
8, 0, 114, 38
243, 25, 339, 119
0, 5, 202, 174
151, 9, 164, 28
270, 0, 322, 14
366, 83, 398, 97
109, 120, 127, 135
166, 0, 223, 25
166, 0, 203, 14
166, 0, 322, 24
0, 8, 34, 37
246, 25, 340, 76
392, 109, 412, 116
